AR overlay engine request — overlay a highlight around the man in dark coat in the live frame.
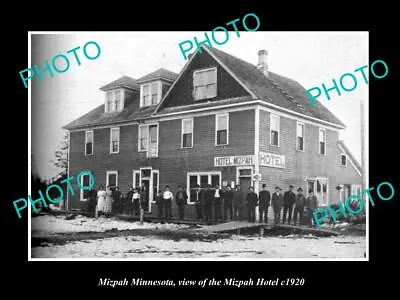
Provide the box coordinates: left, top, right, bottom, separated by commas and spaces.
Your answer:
203, 184, 213, 222
176, 185, 188, 220
87, 186, 97, 216
125, 186, 134, 215
191, 184, 203, 220
223, 185, 234, 221
213, 184, 223, 221
293, 187, 306, 226
272, 186, 283, 224
283, 185, 296, 224
258, 183, 271, 223
246, 186, 258, 223
232, 184, 245, 221
112, 186, 122, 215
306, 189, 318, 228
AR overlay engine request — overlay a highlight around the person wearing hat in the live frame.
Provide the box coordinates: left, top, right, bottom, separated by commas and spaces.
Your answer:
175, 185, 188, 220
293, 187, 306, 226
306, 189, 318, 228
203, 184, 214, 222
283, 185, 296, 224
258, 183, 271, 223
132, 187, 140, 216
271, 186, 283, 224
163, 185, 174, 219
246, 186, 258, 223
232, 184, 245, 221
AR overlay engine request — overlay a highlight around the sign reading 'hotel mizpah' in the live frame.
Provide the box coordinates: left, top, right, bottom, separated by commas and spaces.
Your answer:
214, 152, 285, 168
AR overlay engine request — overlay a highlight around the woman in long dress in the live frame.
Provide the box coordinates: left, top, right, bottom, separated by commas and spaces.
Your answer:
96, 186, 106, 218
104, 186, 114, 217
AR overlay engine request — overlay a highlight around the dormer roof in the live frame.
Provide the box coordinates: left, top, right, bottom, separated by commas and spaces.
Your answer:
136, 68, 178, 84
100, 76, 140, 91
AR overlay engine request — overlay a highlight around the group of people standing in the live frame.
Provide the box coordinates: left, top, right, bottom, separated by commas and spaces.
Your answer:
86, 182, 319, 227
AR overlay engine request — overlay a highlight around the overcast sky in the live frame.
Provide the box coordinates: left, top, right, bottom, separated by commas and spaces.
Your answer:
31, 32, 368, 180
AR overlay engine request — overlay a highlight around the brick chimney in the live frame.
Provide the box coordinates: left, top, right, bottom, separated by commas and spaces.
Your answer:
257, 49, 268, 77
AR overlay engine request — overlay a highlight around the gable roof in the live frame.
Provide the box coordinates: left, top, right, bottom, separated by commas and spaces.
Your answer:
337, 140, 362, 175
136, 68, 178, 84
100, 76, 139, 91
204, 46, 346, 128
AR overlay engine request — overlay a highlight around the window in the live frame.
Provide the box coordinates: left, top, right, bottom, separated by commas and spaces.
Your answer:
110, 127, 120, 154
319, 128, 326, 155
187, 172, 221, 203
133, 170, 140, 188
193, 68, 217, 100
216, 114, 229, 146
114, 90, 121, 111
341, 154, 347, 166
139, 125, 148, 152
85, 130, 93, 155
152, 170, 159, 202
270, 114, 279, 146
80, 173, 93, 201
105, 89, 124, 113
296, 122, 305, 151
315, 177, 329, 206
141, 82, 160, 107
182, 118, 193, 148
138, 124, 159, 158
106, 171, 118, 189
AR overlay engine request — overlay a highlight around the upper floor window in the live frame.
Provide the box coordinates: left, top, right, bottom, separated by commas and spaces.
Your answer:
141, 81, 161, 107
216, 114, 229, 146
138, 124, 159, 158
182, 118, 193, 148
319, 128, 326, 155
270, 114, 280, 146
296, 122, 305, 151
85, 130, 93, 155
193, 67, 217, 101
341, 154, 347, 166
105, 89, 124, 113
110, 127, 120, 154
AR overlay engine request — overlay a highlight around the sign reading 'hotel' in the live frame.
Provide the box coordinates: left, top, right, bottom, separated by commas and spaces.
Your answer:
214, 155, 255, 167
214, 152, 285, 168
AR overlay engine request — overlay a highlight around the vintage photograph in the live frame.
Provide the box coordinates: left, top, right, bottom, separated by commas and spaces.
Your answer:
29, 32, 368, 260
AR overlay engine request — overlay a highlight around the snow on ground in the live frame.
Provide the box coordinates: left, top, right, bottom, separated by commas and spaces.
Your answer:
31, 215, 189, 235
32, 233, 365, 259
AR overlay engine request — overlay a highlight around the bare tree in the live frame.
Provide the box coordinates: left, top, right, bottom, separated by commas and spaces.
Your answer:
51, 131, 69, 178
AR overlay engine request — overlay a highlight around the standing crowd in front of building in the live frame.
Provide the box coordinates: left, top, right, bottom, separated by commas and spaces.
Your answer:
86, 183, 319, 227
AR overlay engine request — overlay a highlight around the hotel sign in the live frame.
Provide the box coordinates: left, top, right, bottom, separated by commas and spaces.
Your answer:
214, 155, 255, 167
259, 151, 285, 169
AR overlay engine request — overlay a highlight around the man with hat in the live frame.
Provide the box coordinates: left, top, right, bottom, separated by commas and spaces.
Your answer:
283, 185, 296, 224
232, 184, 245, 221
306, 189, 318, 228
258, 183, 271, 223
203, 184, 214, 222
293, 187, 306, 226
271, 186, 283, 224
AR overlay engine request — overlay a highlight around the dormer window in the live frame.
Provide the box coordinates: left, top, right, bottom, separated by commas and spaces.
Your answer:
105, 89, 124, 113
140, 81, 161, 107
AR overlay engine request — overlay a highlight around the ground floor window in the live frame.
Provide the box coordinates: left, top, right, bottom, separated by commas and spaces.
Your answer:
306, 177, 329, 206
106, 171, 118, 190
80, 173, 94, 201
187, 172, 221, 203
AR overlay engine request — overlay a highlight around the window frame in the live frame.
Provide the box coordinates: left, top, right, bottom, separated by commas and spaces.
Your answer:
106, 171, 118, 189
319, 127, 327, 156
79, 173, 93, 201
105, 89, 124, 113
133, 170, 140, 188
193, 67, 217, 101
186, 171, 222, 204
85, 130, 94, 156
138, 124, 149, 152
296, 121, 305, 152
140, 81, 162, 107
181, 118, 194, 149
110, 127, 120, 154
270, 113, 280, 147
215, 113, 229, 146
341, 153, 347, 167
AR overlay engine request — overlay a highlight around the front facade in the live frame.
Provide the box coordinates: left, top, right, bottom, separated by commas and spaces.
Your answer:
64, 45, 362, 218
